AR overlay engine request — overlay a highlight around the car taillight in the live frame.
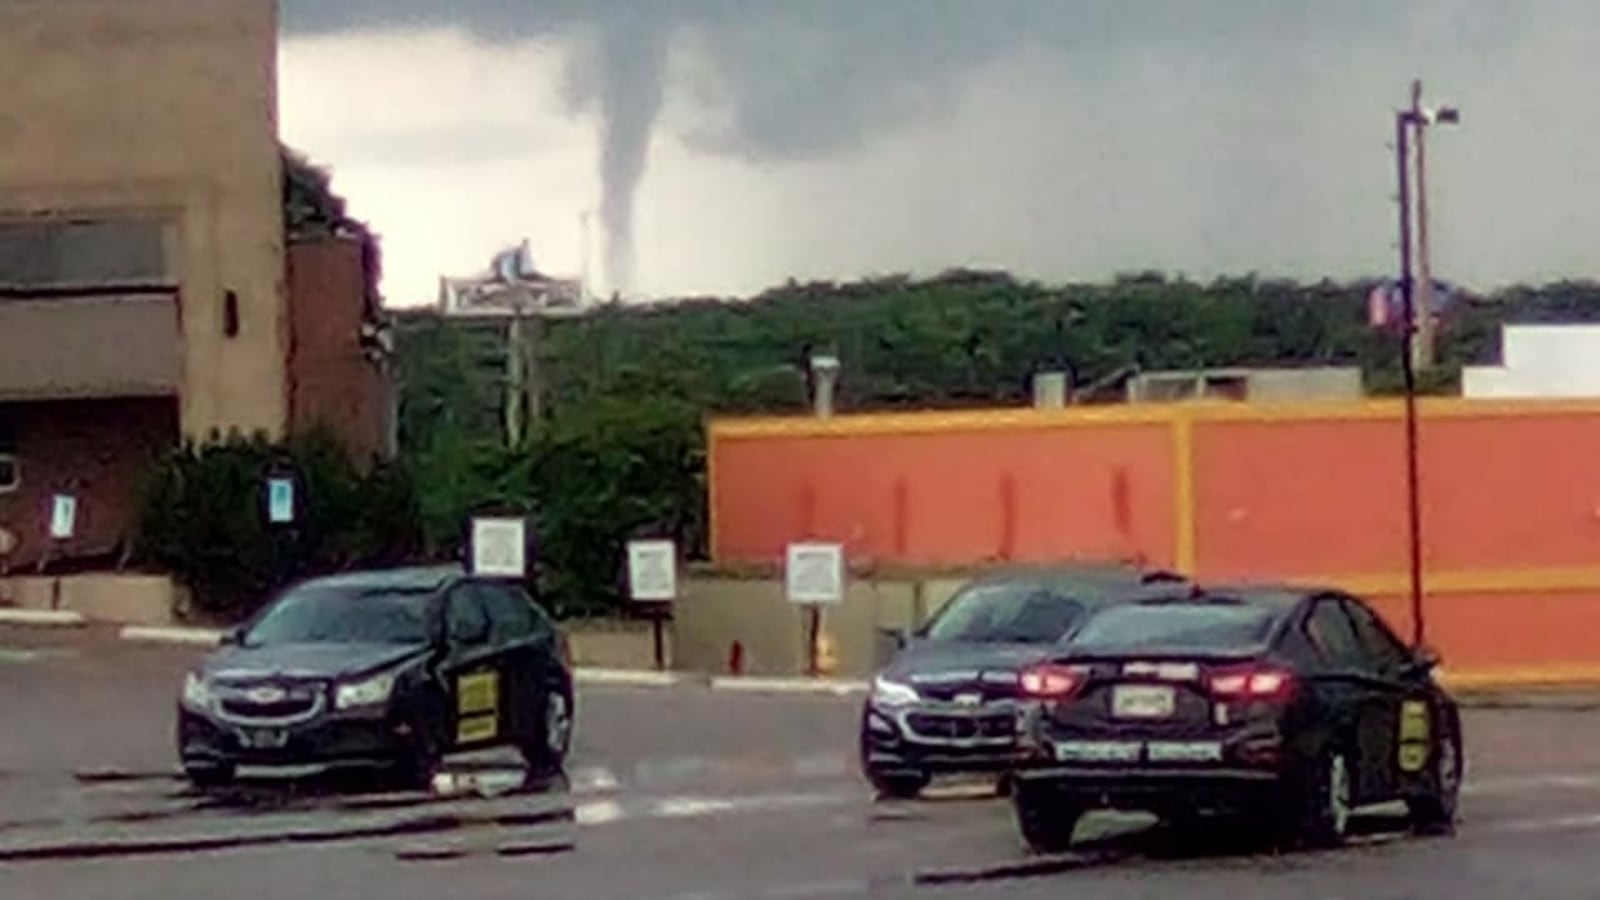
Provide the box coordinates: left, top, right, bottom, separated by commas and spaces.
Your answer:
1208, 665, 1295, 701
559, 633, 574, 669
1019, 663, 1085, 698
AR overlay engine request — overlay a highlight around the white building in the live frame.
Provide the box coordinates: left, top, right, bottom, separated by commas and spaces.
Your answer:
1461, 324, 1600, 398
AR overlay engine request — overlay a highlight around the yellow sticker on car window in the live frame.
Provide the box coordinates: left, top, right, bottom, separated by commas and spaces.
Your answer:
457, 713, 497, 744
457, 671, 499, 716
1400, 700, 1430, 743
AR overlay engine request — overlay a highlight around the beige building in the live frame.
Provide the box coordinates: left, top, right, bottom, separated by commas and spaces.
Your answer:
0, 1, 390, 574
0, 0, 287, 438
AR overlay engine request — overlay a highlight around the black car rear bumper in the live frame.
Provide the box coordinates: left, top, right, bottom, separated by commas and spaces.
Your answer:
177, 706, 418, 776
1014, 765, 1281, 814
861, 703, 1027, 775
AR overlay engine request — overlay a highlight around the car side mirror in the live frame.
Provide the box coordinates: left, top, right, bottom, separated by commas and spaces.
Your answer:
1406, 644, 1442, 676
876, 626, 910, 652
219, 626, 243, 647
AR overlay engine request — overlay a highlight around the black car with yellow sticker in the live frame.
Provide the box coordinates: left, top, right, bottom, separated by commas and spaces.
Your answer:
1010, 585, 1462, 853
177, 566, 574, 789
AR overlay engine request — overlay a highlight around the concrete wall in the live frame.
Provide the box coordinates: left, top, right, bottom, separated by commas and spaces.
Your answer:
0, 573, 181, 626
0, 0, 287, 439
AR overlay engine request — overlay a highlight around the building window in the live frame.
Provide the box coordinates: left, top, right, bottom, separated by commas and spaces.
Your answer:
0, 454, 16, 495
0, 217, 175, 292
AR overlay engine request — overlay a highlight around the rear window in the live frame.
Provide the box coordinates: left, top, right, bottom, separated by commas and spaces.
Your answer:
1068, 604, 1278, 652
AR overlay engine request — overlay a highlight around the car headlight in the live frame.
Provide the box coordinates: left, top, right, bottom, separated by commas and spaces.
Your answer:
335, 672, 397, 710
872, 675, 919, 707
181, 671, 212, 711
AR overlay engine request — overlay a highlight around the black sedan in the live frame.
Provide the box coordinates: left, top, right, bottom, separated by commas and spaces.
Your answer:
1010, 586, 1463, 852
177, 566, 575, 789
860, 564, 1194, 799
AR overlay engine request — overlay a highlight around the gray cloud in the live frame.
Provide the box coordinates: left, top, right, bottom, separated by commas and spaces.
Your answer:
280, 1, 1596, 294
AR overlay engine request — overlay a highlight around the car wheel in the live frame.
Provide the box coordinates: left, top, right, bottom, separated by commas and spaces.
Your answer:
1408, 719, 1462, 836
520, 690, 573, 777
868, 770, 929, 800
1294, 747, 1355, 849
1013, 780, 1082, 854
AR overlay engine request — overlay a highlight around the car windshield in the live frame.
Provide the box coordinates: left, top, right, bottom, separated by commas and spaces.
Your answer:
241, 586, 435, 647
1068, 603, 1278, 652
922, 583, 1086, 644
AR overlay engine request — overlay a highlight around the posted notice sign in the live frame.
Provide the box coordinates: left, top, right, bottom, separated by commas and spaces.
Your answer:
266, 477, 296, 525
48, 494, 77, 541
470, 517, 527, 578
785, 542, 845, 605
626, 539, 678, 602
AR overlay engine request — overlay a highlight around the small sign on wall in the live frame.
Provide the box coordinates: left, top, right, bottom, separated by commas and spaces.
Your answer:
470, 516, 528, 578
626, 539, 678, 602
266, 477, 296, 525
48, 494, 77, 541
785, 542, 845, 605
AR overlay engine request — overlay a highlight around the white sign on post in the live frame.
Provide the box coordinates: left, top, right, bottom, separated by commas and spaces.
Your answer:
626, 539, 678, 602
470, 517, 527, 578
266, 477, 295, 525
49, 494, 77, 540
785, 542, 845, 605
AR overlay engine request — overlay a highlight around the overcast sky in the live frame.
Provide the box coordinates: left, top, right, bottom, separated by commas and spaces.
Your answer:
278, 0, 1600, 305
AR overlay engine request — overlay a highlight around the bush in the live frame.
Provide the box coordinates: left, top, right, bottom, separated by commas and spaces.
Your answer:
134, 430, 423, 621
402, 396, 704, 618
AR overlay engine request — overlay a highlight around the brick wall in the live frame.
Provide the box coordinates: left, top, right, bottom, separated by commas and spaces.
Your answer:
0, 398, 179, 573
285, 238, 392, 465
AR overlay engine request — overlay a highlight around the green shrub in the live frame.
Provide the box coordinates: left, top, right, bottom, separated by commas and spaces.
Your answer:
134, 429, 423, 621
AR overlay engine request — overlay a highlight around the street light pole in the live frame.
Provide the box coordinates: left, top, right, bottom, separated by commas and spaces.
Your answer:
1394, 105, 1425, 647
1393, 81, 1459, 648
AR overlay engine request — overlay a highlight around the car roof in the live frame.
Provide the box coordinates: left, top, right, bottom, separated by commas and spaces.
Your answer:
960, 563, 1191, 600
1197, 583, 1332, 610
297, 564, 467, 594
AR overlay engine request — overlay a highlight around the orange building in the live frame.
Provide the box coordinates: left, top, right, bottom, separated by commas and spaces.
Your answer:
708, 400, 1600, 685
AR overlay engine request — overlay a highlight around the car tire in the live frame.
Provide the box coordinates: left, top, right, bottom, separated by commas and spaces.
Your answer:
520, 690, 574, 777
1292, 746, 1355, 849
1013, 780, 1082, 854
868, 770, 929, 800
1408, 717, 1462, 836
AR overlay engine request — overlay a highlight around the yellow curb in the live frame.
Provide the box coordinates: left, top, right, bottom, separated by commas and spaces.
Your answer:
1439, 666, 1600, 691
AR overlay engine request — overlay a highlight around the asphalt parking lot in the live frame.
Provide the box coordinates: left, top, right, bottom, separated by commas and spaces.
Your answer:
8, 625, 1600, 900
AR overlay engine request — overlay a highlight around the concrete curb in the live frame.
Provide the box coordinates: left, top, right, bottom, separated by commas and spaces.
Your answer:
0, 608, 86, 627
118, 626, 222, 647
708, 676, 869, 696
573, 669, 685, 688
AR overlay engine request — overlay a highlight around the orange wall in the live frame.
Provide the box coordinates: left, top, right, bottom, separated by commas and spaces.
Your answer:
708, 399, 1600, 679
711, 410, 1175, 567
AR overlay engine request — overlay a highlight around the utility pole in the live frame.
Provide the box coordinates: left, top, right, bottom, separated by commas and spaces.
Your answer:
505, 313, 526, 448
578, 210, 593, 304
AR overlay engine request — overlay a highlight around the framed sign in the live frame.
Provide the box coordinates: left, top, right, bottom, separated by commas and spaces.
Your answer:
470, 517, 527, 578
785, 542, 845, 605
49, 494, 77, 541
626, 539, 678, 602
266, 477, 296, 525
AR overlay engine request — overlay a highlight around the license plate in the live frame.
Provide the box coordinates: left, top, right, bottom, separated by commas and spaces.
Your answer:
1146, 741, 1223, 762
1054, 740, 1142, 763
1112, 685, 1175, 719
238, 727, 289, 749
